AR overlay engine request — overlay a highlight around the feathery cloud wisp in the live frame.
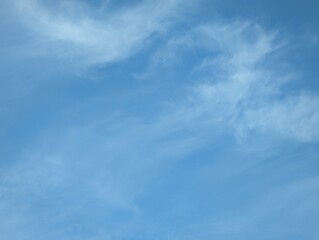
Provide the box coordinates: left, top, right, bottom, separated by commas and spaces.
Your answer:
162, 21, 319, 142
14, 0, 190, 65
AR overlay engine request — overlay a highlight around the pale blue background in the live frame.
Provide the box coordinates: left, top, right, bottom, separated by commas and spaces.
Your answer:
0, 0, 319, 239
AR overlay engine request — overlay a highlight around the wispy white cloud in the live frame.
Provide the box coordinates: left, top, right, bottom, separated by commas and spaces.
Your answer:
155, 20, 319, 142
13, 0, 192, 65
239, 93, 319, 142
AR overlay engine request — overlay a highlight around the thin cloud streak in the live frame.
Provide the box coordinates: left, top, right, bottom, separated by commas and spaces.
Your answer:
163, 21, 319, 142
14, 0, 192, 65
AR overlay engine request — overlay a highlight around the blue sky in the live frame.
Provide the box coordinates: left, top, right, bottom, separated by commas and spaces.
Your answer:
1, 0, 319, 239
